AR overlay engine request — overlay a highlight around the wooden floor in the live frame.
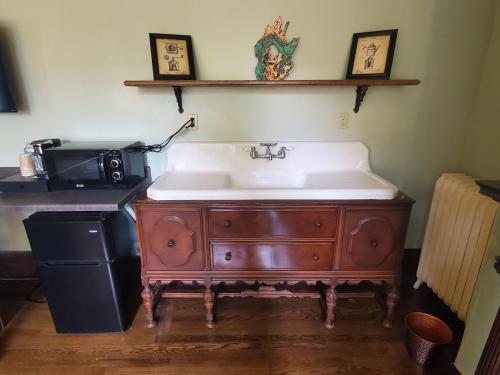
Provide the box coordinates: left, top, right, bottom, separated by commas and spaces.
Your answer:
0, 251, 464, 374
1, 293, 421, 375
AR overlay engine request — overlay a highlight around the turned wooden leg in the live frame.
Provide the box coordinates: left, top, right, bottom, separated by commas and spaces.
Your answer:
203, 286, 215, 328
141, 286, 156, 328
383, 285, 400, 328
324, 285, 337, 329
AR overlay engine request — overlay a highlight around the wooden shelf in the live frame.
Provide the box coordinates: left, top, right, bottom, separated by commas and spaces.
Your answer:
123, 79, 420, 113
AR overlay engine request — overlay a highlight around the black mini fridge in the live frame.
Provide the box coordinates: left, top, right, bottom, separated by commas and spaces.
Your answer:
24, 210, 141, 333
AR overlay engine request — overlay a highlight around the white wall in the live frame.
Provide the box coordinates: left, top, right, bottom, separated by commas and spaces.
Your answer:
0, 0, 497, 249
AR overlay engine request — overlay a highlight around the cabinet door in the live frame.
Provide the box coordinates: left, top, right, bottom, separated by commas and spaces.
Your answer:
138, 208, 203, 271
339, 209, 408, 271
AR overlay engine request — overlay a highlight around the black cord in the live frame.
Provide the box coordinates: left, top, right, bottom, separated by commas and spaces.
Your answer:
129, 118, 195, 153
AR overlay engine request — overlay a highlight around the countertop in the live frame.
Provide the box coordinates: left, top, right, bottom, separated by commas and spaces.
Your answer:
477, 180, 500, 202
0, 167, 151, 211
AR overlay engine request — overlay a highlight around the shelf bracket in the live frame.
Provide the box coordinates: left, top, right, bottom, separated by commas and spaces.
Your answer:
173, 86, 184, 113
353, 85, 369, 113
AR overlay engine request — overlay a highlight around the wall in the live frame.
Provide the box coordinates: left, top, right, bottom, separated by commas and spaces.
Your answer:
454, 213, 500, 375
461, 1, 500, 180
0, 0, 497, 250
454, 1, 500, 373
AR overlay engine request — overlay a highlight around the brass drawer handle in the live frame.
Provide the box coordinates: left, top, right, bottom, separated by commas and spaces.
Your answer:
167, 240, 176, 248
225, 251, 232, 261
314, 222, 322, 228
223, 220, 232, 228
370, 240, 378, 248
312, 254, 320, 261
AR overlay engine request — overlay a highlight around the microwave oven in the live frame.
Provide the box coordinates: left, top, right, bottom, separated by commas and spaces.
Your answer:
42, 141, 146, 190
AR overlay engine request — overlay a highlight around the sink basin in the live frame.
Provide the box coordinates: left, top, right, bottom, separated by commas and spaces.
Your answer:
147, 142, 398, 200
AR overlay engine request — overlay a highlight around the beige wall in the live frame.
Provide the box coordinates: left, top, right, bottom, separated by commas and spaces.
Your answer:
461, 1, 500, 179
0, 0, 497, 250
455, 1, 500, 373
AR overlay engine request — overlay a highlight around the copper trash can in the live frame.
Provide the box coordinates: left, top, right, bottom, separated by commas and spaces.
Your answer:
405, 312, 453, 365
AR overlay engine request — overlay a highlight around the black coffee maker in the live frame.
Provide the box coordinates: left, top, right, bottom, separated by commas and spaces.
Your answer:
25, 139, 61, 178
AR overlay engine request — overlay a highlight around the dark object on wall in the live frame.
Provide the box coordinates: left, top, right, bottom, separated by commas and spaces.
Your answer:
0, 251, 38, 280
346, 29, 398, 80
23, 210, 141, 333
475, 307, 500, 375
149, 33, 196, 80
477, 180, 500, 202
0, 43, 17, 112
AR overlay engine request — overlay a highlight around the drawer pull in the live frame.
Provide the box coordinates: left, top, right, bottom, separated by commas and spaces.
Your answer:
225, 252, 232, 261
314, 222, 322, 228
312, 254, 320, 261
370, 240, 378, 248
167, 240, 176, 248
223, 220, 232, 228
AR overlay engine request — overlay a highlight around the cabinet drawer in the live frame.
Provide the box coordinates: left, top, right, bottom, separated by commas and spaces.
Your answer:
138, 208, 203, 271
208, 209, 338, 239
211, 242, 334, 270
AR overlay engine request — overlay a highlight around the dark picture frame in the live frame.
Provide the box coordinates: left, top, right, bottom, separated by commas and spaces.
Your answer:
149, 33, 196, 80
346, 29, 398, 79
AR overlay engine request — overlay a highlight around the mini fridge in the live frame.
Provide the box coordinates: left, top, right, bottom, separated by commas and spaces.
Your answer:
24, 210, 141, 333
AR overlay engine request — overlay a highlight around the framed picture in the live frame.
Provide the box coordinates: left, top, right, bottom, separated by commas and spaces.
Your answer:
149, 33, 196, 80
346, 29, 398, 79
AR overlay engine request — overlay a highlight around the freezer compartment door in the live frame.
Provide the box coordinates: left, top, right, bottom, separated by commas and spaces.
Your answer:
37, 259, 140, 333
24, 212, 116, 263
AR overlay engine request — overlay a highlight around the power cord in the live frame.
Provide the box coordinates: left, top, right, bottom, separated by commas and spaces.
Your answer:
129, 118, 195, 153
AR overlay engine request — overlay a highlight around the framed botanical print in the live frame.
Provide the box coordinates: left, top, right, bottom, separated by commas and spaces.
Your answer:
346, 29, 398, 79
149, 33, 196, 80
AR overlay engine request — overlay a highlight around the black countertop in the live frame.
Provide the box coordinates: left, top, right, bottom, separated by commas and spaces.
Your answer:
0, 167, 151, 211
477, 180, 500, 202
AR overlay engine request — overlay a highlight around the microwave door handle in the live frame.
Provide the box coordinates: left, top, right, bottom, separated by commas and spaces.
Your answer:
98, 153, 107, 182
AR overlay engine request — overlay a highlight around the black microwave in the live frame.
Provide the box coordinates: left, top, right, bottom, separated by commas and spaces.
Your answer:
43, 141, 146, 190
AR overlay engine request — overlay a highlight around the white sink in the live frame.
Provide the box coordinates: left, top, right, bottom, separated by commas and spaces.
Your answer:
147, 142, 398, 200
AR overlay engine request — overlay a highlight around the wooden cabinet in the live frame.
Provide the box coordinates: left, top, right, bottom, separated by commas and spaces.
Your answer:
339, 209, 408, 271
135, 196, 414, 330
136, 208, 203, 271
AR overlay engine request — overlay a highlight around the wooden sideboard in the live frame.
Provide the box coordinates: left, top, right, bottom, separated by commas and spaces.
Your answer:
135, 193, 414, 329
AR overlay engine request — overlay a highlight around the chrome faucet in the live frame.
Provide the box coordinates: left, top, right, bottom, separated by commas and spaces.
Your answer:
249, 143, 293, 160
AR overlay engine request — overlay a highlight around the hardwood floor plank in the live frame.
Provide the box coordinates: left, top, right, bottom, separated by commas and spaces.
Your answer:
0, 294, 425, 375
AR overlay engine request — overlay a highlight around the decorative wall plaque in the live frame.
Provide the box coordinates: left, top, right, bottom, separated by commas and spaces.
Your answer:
254, 17, 299, 80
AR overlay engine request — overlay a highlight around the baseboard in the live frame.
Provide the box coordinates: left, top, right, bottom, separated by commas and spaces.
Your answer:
0, 251, 38, 280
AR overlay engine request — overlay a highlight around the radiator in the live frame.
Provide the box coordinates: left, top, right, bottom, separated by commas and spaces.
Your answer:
415, 173, 499, 321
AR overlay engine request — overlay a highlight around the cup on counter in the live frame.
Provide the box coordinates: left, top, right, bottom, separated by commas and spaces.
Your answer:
19, 154, 37, 177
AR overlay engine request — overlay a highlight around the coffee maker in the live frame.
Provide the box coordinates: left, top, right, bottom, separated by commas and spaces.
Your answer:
24, 139, 61, 178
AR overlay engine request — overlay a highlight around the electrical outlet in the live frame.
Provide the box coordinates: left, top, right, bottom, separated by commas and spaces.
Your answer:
338, 112, 349, 129
187, 114, 198, 130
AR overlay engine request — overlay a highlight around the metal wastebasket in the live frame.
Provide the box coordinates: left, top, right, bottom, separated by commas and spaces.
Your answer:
405, 312, 453, 365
